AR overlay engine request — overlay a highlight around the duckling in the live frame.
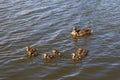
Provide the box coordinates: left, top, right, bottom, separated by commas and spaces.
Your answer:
78, 27, 93, 37
71, 53, 82, 61
76, 48, 83, 54
25, 46, 39, 56
71, 26, 79, 38
43, 53, 54, 60
80, 49, 88, 57
76, 48, 83, 57
52, 49, 62, 56
76, 48, 88, 57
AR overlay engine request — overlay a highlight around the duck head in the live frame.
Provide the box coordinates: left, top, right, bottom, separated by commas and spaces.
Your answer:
71, 26, 78, 39
72, 26, 77, 31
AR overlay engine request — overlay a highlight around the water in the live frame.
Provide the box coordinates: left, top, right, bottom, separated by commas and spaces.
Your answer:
0, 0, 120, 80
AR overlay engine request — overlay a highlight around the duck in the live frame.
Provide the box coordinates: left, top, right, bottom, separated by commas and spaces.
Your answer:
25, 46, 39, 57
52, 49, 62, 56
71, 26, 79, 38
76, 48, 88, 57
43, 53, 54, 60
78, 27, 93, 37
71, 53, 82, 61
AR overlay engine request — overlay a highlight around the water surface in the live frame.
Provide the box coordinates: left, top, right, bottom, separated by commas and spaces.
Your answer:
0, 0, 120, 80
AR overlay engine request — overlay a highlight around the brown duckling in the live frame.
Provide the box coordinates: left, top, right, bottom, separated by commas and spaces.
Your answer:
25, 46, 39, 57
52, 49, 62, 56
43, 53, 54, 60
80, 49, 88, 57
77, 48, 88, 57
71, 53, 82, 61
78, 27, 93, 37
76, 48, 83, 54
71, 26, 79, 38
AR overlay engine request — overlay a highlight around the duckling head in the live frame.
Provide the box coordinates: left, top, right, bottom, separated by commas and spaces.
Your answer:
78, 48, 83, 51
43, 53, 47, 58
25, 46, 30, 52
72, 53, 76, 57
27, 51, 32, 56
77, 48, 83, 54
52, 49, 57, 53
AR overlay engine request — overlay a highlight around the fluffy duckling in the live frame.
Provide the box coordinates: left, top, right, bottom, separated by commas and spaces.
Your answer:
76, 48, 83, 54
25, 46, 39, 56
52, 49, 62, 56
81, 49, 88, 57
71, 53, 82, 61
43, 53, 54, 60
78, 27, 93, 37
77, 48, 88, 57
71, 26, 79, 38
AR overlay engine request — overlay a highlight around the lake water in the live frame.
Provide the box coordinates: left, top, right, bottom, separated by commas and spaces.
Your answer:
0, 0, 120, 80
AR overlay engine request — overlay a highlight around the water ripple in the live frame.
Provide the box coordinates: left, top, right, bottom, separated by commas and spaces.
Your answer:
0, 0, 120, 80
